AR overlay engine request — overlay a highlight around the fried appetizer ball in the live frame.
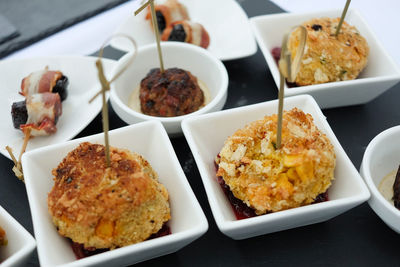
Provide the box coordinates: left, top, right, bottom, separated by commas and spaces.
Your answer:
0, 226, 6, 246
216, 108, 336, 214
48, 142, 170, 249
139, 67, 204, 117
288, 17, 369, 86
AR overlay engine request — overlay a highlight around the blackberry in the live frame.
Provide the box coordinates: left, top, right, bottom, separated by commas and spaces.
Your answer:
155, 11, 166, 32
168, 24, 186, 42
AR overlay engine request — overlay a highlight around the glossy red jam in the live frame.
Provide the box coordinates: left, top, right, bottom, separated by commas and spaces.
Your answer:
70, 224, 171, 259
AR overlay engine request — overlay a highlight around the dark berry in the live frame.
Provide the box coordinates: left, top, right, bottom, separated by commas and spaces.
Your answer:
311, 24, 322, 31
53, 75, 68, 101
168, 24, 186, 42
11, 100, 28, 129
155, 11, 166, 32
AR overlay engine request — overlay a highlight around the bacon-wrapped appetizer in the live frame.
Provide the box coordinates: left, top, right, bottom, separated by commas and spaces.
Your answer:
161, 20, 210, 49
146, 0, 189, 33
11, 92, 62, 136
20, 66, 69, 101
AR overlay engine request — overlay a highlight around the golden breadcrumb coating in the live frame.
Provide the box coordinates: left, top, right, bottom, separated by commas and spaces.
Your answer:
48, 142, 170, 249
288, 17, 369, 86
0, 226, 6, 246
216, 108, 336, 214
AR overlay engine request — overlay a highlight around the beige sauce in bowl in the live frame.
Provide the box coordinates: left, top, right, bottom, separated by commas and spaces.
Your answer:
378, 170, 397, 205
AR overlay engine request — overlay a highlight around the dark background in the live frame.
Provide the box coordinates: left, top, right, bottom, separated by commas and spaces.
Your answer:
1, 0, 400, 266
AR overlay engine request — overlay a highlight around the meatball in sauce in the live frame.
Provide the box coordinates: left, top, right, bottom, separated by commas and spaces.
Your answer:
139, 68, 205, 117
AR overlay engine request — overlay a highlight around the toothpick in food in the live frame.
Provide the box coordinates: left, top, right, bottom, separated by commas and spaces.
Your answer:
276, 26, 307, 149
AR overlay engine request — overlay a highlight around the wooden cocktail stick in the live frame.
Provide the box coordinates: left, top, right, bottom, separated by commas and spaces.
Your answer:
5, 128, 31, 181
89, 34, 137, 103
335, 0, 351, 37
135, 0, 165, 73
92, 35, 137, 167
276, 26, 307, 149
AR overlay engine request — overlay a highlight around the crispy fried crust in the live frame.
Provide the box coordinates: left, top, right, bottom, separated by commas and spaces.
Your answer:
216, 108, 336, 214
288, 17, 369, 86
48, 142, 170, 249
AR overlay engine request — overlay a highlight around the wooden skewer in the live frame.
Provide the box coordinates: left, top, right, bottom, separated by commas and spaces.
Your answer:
96, 59, 111, 167
135, 0, 165, 73
19, 129, 31, 163
5, 146, 18, 167
335, 0, 351, 37
5, 128, 31, 181
91, 35, 138, 167
276, 26, 307, 149
89, 34, 138, 104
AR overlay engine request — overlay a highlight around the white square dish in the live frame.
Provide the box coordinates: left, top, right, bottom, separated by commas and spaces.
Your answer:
110, 0, 257, 61
0, 56, 115, 159
0, 205, 36, 267
360, 126, 400, 234
250, 9, 400, 109
21, 121, 208, 267
182, 94, 370, 240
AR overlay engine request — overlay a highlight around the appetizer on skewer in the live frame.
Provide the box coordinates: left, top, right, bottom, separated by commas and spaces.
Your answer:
273, 17, 369, 86
161, 20, 210, 49
7, 67, 69, 180
215, 108, 336, 216
20, 66, 68, 101
48, 142, 171, 258
12, 92, 62, 136
145, 0, 210, 48
11, 66, 68, 135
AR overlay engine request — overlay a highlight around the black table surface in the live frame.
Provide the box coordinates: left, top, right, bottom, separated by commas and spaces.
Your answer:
2, 0, 400, 266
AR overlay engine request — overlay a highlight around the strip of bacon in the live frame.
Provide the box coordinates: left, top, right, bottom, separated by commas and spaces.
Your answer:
20, 66, 63, 97
20, 92, 62, 136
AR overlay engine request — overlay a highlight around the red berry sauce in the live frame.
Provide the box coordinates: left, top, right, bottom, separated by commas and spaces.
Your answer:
70, 224, 171, 259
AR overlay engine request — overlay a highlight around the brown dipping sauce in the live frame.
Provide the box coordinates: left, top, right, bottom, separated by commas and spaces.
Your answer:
70, 224, 171, 259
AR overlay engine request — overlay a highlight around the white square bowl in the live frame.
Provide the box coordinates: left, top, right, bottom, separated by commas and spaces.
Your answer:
360, 126, 400, 233
21, 121, 208, 267
0, 205, 36, 267
250, 9, 400, 109
182, 94, 370, 240
110, 42, 228, 136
